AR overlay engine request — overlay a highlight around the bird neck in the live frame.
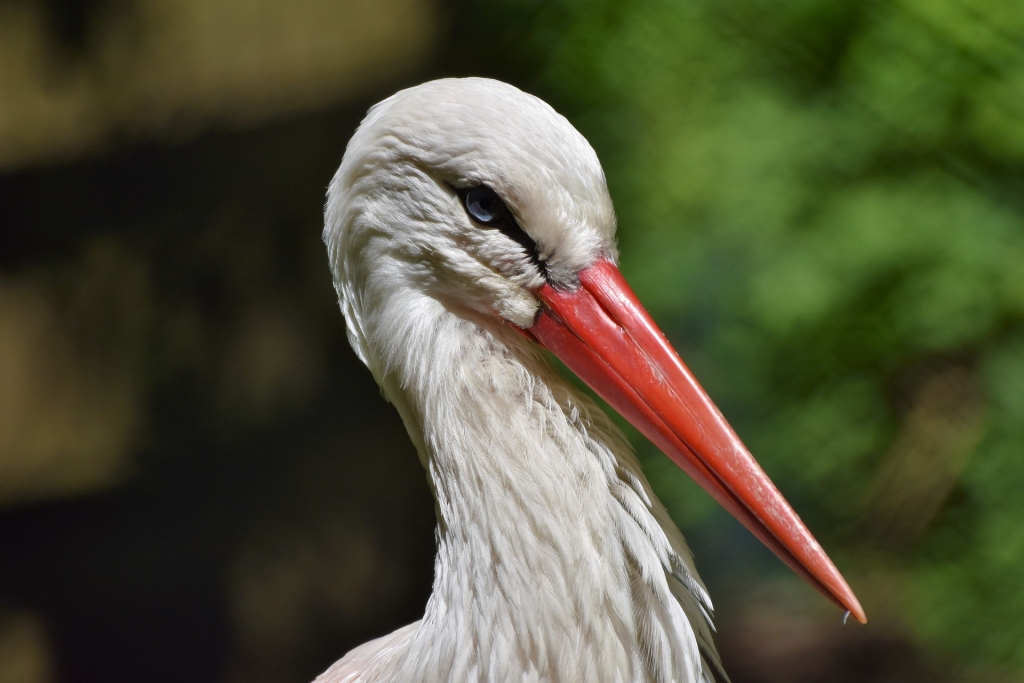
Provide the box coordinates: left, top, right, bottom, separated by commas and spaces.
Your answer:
365, 293, 718, 683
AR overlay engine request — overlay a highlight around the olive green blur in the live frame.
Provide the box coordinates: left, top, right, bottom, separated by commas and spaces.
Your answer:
495, 0, 1024, 675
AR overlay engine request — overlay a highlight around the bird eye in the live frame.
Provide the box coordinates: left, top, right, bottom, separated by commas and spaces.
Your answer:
464, 186, 505, 224
457, 184, 549, 280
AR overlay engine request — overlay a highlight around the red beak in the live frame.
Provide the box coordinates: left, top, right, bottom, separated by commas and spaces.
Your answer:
526, 258, 866, 624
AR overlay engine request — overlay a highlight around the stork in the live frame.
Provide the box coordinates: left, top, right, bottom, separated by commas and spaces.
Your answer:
317, 78, 864, 683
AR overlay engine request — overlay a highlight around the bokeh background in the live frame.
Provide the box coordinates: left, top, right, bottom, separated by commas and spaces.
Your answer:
2, 0, 1023, 681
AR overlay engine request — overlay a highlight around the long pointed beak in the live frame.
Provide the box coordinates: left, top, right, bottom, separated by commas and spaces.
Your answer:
526, 258, 866, 624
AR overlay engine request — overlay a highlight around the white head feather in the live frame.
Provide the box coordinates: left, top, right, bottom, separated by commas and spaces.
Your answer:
321, 78, 722, 683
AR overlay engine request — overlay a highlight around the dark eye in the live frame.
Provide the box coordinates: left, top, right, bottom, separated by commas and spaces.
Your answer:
465, 186, 505, 223
457, 184, 549, 280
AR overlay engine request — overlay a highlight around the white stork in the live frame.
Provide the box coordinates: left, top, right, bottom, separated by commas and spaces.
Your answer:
317, 78, 864, 683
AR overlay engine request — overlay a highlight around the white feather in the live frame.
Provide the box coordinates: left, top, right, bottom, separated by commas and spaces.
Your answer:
321, 78, 723, 683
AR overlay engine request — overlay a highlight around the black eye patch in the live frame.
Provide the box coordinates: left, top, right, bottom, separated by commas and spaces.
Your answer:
458, 185, 548, 280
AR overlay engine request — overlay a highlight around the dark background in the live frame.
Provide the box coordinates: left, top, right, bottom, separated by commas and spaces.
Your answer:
1, 1, 1022, 682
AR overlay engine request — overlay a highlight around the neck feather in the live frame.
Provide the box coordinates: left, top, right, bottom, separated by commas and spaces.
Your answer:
363, 290, 720, 683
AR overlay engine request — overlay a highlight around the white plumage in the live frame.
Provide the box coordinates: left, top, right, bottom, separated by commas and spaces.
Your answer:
318, 77, 863, 683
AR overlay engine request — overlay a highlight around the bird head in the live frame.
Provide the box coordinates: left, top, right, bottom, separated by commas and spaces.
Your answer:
325, 77, 866, 624
325, 78, 615, 332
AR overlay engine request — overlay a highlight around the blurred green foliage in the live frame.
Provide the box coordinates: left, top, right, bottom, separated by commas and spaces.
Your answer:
494, 0, 1024, 673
